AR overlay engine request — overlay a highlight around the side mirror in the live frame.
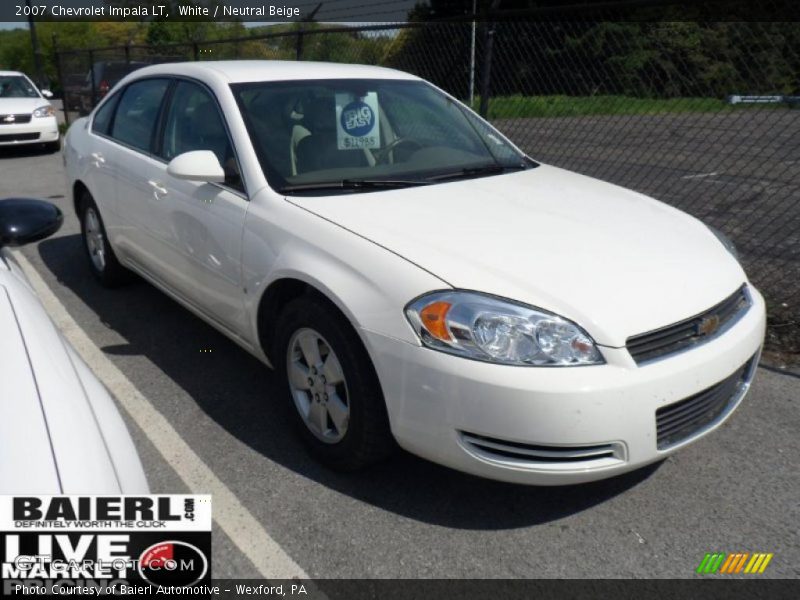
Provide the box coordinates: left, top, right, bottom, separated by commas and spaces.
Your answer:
41, 89, 54, 99
0, 198, 63, 248
167, 150, 225, 183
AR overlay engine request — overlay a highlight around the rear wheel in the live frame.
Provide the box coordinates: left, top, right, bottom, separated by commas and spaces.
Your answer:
274, 295, 394, 470
79, 192, 131, 287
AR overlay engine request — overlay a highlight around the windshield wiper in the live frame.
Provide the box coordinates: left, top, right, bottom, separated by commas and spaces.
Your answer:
426, 163, 528, 182
278, 178, 431, 193
277, 165, 528, 192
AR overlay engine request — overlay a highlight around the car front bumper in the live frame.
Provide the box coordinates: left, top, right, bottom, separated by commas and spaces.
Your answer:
0, 116, 59, 146
363, 285, 766, 485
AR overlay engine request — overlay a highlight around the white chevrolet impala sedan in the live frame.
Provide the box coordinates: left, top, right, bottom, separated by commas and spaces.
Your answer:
64, 61, 765, 485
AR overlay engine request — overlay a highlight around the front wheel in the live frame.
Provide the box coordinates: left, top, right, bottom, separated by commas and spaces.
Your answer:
274, 295, 394, 470
79, 192, 131, 287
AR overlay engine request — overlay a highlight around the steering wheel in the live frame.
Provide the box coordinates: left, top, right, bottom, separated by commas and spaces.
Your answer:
373, 137, 422, 164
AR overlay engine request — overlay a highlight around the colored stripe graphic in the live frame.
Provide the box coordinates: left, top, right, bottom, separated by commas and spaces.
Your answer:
697, 553, 727, 574
697, 552, 773, 574
696, 553, 713, 574
734, 552, 749, 573
745, 554, 760, 573
759, 554, 773, 573
720, 553, 737, 573
718, 552, 748, 573
744, 553, 774, 574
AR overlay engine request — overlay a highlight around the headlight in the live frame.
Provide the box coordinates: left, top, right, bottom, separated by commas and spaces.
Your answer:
33, 105, 55, 118
708, 225, 739, 260
405, 291, 604, 366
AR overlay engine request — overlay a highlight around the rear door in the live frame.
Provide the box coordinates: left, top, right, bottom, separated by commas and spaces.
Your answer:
83, 92, 123, 228
104, 77, 172, 271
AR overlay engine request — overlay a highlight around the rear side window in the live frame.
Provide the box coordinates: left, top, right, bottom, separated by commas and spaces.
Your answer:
91, 93, 120, 136
110, 78, 169, 153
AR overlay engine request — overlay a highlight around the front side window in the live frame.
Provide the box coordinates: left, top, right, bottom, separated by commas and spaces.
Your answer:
232, 78, 532, 194
0, 75, 39, 98
91, 92, 120, 136
160, 80, 243, 192
110, 78, 169, 153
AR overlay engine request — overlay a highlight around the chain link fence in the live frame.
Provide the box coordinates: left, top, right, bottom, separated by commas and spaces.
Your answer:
54, 11, 800, 360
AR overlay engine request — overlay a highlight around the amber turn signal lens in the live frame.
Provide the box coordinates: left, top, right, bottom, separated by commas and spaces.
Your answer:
419, 301, 453, 341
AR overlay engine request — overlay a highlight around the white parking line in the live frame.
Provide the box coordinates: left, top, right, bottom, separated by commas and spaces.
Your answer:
13, 250, 309, 581
681, 171, 719, 180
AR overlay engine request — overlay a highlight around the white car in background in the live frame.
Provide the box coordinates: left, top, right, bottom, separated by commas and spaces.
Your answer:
63, 61, 765, 485
0, 70, 60, 152
0, 198, 148, 493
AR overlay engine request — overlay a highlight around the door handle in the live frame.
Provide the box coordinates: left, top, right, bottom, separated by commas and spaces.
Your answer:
147, 180, 168, 199
90, 152, 105, 165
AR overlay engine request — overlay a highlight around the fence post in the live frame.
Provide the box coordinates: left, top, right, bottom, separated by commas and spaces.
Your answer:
478, 24, 496, 118
479, 0, 500, 118
469, 0, 477, 106
296, 25, 304, 60
296, 4, 321, 61
192, 42, 200, 61
52, 35, 69, 127
26, 0, 45, 88
124, 43, 131, 67
88, 49, 96, 111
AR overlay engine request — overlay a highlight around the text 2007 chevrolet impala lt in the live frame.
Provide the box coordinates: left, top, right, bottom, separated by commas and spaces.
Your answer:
64, 61, 765, 485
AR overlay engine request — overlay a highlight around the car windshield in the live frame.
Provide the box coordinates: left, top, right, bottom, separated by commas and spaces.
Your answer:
232, 78, 534, 194
0, 75, 39, 99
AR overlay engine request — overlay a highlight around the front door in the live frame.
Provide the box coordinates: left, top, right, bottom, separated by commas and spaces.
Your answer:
148, 79, 250, 336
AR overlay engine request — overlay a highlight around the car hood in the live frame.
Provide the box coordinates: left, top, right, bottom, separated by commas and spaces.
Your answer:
0, 97, 48, 114
287, 164, 747, 346
0, 269, 122, 493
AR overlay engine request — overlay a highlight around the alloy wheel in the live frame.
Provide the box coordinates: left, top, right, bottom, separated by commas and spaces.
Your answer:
84, 207, 106, 272
286, 327, 350, 444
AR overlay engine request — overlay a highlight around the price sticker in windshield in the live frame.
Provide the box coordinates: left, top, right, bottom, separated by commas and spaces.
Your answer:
335, 92, 381, 150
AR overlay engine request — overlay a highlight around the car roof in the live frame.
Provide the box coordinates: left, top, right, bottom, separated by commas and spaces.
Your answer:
0, 71, 25, 77
129, 60, 420, 84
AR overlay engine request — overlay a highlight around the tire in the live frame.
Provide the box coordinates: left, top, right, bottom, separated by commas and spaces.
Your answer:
78, 192, 131, 287
44, 140, 60, 153
274, 295, 394, 470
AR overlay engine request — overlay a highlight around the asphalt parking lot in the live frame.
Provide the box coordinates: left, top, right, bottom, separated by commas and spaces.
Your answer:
1, 138, 798, 579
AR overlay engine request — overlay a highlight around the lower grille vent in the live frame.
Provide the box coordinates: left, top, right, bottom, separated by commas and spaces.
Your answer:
459, 431, 625, 469
656, 355, 756, 449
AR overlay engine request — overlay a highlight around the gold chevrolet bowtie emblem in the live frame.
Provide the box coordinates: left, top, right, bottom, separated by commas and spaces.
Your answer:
697, 314, 721, 336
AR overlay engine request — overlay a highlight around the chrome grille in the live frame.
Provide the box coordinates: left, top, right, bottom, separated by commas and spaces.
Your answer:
627, 285, 750, 365
460, 431, 625, 469
0, 114, 32, 125
656, 355, 755, 450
